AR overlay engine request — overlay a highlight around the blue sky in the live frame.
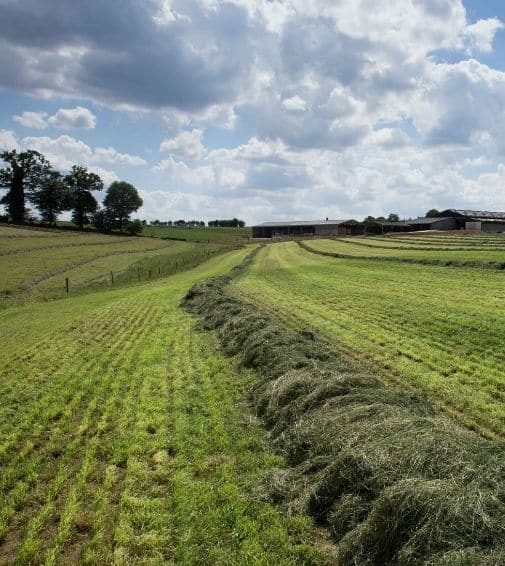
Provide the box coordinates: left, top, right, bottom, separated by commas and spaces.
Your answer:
2, 0, 505, 223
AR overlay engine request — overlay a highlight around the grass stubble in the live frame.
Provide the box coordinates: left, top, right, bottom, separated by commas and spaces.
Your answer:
0, 246, 331, 565
183, 247, 505, 565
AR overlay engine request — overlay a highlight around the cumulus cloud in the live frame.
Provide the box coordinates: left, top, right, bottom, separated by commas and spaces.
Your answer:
461, 18, 504, 53
160, 129, 205, 159
2, 0, 505, 222
0, 129, 20, 151
93, 147, 147, 166
47, 106, 96, 129
12, 106, 96, 130
13, 111, 48, 129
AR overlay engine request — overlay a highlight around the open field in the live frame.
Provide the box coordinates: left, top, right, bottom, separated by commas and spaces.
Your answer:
0, 247, 330, 564
231, 242, 505, 439
143, 224, 251, 243
0, 225, 232, 303
304, 234, 505, 265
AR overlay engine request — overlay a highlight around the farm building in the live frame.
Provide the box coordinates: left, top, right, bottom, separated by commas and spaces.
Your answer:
436, 209, 505, 232
252, 219, 362, 238
366, 216, 456, 233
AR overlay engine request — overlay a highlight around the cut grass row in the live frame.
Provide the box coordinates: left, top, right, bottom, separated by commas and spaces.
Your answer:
0, 247, 330, 564
231, 242, 505, 438
0, 225, 240, 304
304, 237, 505, 265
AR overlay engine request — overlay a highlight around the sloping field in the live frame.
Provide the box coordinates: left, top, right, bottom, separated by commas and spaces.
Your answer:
304, 234, 505, 265
231, 242, 505, 438
0, 248, 329, 564
0, 225, 227, 302
143, 224, 251, 242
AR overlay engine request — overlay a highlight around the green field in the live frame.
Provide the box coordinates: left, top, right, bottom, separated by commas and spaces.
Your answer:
304, 234, 505, 264
231, 241, 505, 439
0, 225, 232, 303
2, 227, 505, 562
0, 247, 330, 564
143, 225, 251, 243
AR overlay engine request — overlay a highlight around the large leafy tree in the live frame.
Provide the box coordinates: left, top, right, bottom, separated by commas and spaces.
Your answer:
0, 149, 52, 224
425, 208, 440, 218
30, 170, 72, 226
103, 181, 143, 232
65, 165, 103, 229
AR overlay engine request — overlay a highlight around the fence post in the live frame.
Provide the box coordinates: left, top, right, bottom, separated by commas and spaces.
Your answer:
149, 269, 152, 278
65, 277, 69, 295
158, 266, 161, 274
138, 267, 141, 282
111, 271, 114, 285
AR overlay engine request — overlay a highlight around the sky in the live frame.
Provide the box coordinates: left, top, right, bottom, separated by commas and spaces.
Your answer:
2, 0, 505, 224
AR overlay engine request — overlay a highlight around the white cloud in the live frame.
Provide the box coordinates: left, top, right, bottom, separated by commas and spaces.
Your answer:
281, 95, 306, 111
461, 18, 504, 53
160, 129, 205, 159
154, 155, 215, 185
13, 111, 48, 129
47, 106, 96, 129
0, 129, 20, 151
93, 146, 147, 166
12, 106, 97, 131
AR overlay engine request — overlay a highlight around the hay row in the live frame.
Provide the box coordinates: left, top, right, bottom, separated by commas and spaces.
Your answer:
299, 240, 505, 270
182, 249, 505, 565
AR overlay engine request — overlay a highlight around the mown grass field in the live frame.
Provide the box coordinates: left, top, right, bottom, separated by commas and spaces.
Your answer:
231, 241, 505, 439
143, 225, 251, 243
0, 247, 330, 565
305, 232, 505, 264
0, 225, 231, 303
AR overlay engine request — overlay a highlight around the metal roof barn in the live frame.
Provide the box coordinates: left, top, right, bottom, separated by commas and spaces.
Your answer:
252, 219, 362, 238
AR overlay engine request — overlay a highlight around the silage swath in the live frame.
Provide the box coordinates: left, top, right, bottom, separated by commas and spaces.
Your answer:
231, 242, 505, 439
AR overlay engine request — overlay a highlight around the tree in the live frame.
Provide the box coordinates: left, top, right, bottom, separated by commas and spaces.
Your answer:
387, 213, 400, 222
30, 170, 71, 226
0, 150, 52, 224
65, 165, 103, 229
425, 208, 440, 218
91, 208, 115, 232
125, 219, 143, 235
103, 181, 143, 232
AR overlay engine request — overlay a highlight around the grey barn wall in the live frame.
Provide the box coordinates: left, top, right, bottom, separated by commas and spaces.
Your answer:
482, 222, 505, 233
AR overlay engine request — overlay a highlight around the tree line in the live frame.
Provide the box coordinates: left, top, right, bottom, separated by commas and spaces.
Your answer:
0, 149, 143, 234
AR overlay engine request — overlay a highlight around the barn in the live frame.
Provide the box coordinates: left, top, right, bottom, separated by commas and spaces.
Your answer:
436, 209, 505, 232
366, 216, 456, 233
252, 219, 362, 238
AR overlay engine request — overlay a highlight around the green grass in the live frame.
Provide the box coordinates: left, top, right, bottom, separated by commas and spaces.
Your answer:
305, 235, 505, 264
0, 247, 330, 564
0, 225, 235, 303
231, 242, 505, 439
143, 224, 251, 242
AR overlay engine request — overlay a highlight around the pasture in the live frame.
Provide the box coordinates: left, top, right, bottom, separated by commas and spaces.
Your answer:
231, 241, 505, 439
0, 246, 329, 564
0, 225, 230, 303
142, 224, 251, 243
2, 226, 505, 562
304, 232, 505, 265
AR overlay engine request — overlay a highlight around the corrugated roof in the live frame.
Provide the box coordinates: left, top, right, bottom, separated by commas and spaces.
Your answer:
440, 209, 505, 220
253, 219, 358, 227
408, 217, 452, 225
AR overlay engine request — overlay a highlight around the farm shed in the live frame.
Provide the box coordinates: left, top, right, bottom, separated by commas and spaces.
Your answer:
366, 217, 455, 234
252, 219, 362, 238
436, 209, 505, 232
